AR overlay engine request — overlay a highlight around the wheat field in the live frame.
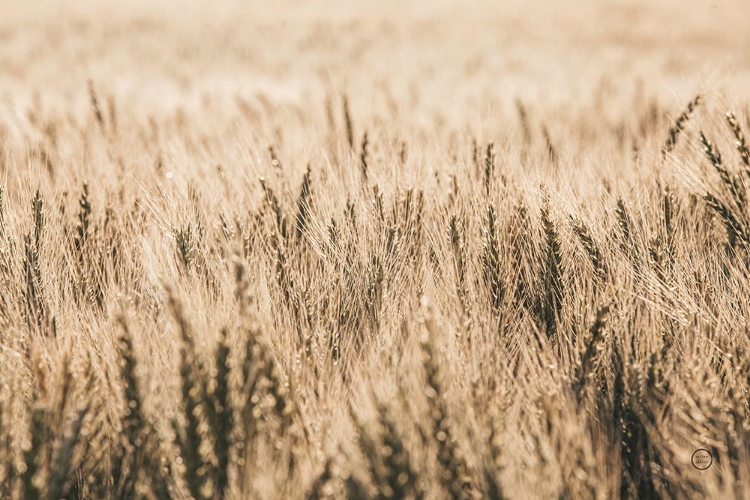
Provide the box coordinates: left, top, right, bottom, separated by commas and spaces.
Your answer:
2, 0, 750, 498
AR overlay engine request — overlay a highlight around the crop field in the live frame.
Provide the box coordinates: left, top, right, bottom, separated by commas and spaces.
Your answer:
2, 0, 750, 498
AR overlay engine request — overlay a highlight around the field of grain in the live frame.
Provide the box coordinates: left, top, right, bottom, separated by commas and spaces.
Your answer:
2, 1, 750, 498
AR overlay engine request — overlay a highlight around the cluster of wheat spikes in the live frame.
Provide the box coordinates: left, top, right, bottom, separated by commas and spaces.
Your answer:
2, 77, 750, 500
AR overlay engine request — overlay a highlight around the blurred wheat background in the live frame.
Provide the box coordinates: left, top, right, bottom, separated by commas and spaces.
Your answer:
2, 0, 750, 498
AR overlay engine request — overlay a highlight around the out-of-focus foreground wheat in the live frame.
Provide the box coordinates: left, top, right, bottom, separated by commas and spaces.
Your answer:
2, 0, 750, 498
